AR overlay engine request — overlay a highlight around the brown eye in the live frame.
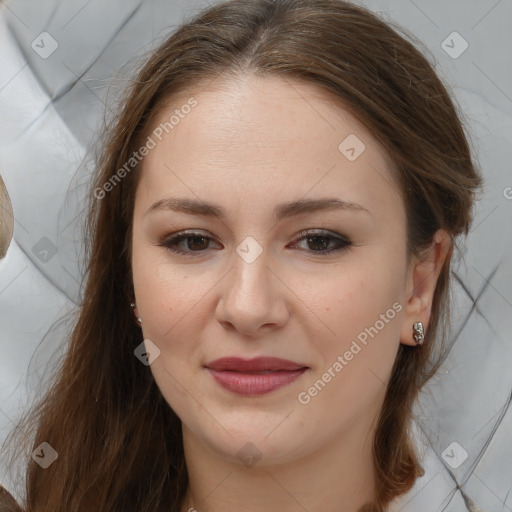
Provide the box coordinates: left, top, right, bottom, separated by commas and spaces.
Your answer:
159, 229, 351, 257
185, 235, 210, 251
290, 230, 351, 255
160, 232, 221, 255
305, 235, 331, 252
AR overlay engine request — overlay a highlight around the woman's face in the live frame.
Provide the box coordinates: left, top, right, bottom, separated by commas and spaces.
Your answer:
131, 74, 413, 465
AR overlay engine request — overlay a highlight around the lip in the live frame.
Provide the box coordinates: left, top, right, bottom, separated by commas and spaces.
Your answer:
206, 357, 308, 372
205, 357, 309, 396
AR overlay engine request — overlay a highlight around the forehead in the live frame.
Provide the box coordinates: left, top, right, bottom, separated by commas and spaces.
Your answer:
136, 73, 402, 221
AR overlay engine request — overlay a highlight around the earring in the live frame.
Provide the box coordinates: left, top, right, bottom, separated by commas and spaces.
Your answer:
413, 321, 425, 345
130, 301, 142, 326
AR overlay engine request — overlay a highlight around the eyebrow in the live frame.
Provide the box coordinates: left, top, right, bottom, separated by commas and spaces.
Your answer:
145, 197, 371, 220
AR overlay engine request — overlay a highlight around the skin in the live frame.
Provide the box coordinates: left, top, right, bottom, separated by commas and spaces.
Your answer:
131, 73, 451, 512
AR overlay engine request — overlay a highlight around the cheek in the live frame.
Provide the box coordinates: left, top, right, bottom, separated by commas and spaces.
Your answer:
140, 283, 203, 337
131, 250, 213, 413
299, 254, 404, 354
131, 244, 210, 348
296, 249, 405, 406
291, 296, 401, 446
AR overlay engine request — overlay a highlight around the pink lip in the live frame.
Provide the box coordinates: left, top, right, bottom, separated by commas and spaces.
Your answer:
205, 357, 309, 396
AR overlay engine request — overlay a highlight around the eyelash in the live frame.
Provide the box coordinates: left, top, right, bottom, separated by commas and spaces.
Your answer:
158, 229, 352, 256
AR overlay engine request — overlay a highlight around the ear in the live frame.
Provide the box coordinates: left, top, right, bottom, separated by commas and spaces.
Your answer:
400, 229, 452, 346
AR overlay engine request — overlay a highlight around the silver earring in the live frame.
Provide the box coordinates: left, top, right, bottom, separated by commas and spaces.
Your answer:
413, 321, 425, 345
130, 302, 142, 326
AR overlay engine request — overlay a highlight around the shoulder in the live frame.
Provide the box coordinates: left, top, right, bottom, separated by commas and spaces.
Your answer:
0, 485, 24, 512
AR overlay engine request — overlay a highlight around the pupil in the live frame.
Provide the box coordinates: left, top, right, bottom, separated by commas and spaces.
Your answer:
188, 236, 208, 250
308, 236, 329, 251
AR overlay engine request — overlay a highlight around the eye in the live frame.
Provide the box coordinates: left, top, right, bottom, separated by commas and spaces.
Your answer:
159, 231, 222, 255
158, 229, 351, 257
288, 229, 352, 255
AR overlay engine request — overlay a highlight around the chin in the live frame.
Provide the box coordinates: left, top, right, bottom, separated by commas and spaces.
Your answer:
188, 417, 312, 468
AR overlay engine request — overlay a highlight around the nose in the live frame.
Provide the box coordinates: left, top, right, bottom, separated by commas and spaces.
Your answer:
214, 249, 290, 336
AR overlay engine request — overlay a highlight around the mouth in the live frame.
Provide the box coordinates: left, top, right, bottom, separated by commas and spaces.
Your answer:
204, 357, 309, 396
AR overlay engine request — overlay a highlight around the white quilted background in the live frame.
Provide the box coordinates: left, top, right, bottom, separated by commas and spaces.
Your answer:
0, 1, 511, 510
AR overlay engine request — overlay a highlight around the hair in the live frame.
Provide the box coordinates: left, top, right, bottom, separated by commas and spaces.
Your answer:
1, 1, 482, 511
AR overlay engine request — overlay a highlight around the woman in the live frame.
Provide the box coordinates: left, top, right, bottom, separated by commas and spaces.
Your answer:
0, 0, 482, 510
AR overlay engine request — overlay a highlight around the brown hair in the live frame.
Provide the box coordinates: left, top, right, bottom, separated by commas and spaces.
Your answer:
1, 1, 482, 510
